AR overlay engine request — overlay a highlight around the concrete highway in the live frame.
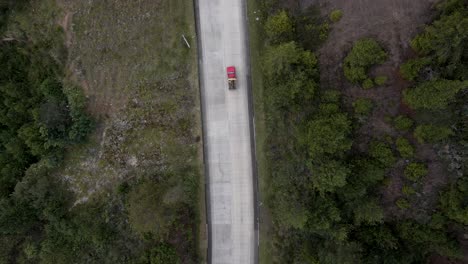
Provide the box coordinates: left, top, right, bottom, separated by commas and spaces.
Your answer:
194, 0, 257, 263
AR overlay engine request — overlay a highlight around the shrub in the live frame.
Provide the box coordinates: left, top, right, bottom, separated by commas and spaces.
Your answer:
374, 76, 388, 86
310, 160, 350, 194
353, 98, 373, 116
399, 57, 431, 81
369, 141, 396, 167
321, 90, 341, 103
362, 78, 374, 89
393, 115, 414, 131
404, 162, 428, 181
414, 124, 453, 144
305, 113, 352, 159
396, 198, 411, 209
264, 10, 294, 44
403, 80, 467, 110
330, 10, 343, 22
343, 38, 387, 84
396, 137, 414, 158
149, 244, 180, 264
402, 185, 416, 196
319, 23, 329, 41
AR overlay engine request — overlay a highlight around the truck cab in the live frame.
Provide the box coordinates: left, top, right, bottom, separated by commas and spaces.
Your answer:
226, 66, 236, 90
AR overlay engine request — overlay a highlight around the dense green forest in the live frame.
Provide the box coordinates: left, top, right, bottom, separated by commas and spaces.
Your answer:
258, 0, 467, 263
0, 1, 200, 263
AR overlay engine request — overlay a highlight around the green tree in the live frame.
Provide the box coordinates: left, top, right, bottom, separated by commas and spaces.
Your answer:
393, 115, 414, 131
304, 113, 352, 159
374, 76, 387, 86
400, 57, 431, 81
264, 10, 294, 44
149, 244, 180, 264
310, 160, 350, 194
414, 124, 453, 143
403, 79, 467, 110
439, 177, 468, 225
353, 98, 373, 116
353, 199, 384, 225
396, 198, 411, 209
262, 42, 318, 110
329, 10, 343, 23
369, 141, 396, 167
343, 39, 387, 84
410, 10, 468, 78
396, 137, 414, 158
404, 162, 428, 181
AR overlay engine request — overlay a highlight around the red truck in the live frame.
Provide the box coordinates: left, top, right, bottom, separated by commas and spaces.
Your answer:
226, 66, 236, 90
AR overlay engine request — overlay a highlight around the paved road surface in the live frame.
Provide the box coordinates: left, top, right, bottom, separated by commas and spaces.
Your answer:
195, 0, 256, 263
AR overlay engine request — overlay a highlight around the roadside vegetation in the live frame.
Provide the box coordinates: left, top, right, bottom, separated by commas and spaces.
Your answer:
251, 0, 467, 262
0, 0, 202, 263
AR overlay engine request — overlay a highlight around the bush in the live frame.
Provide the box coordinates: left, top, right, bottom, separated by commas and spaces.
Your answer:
304, 113, 352, 159
149, 244, 180, 264
399, 57, 431, 81
414, 124, 453, 143
396, 137, 414, 158
403, 80, 467, 110
319, 23, 329, 41
369, 141, 396, 167
402, 185, 416, 196
310, 160, 350, 194
404, 162, 428, 181
362, 78, 374, 89
393, 115, 414, 131
321, 90, 341, 103
330, 10, 343, 22
343, 38, 387, 84
264, 10, 294, 44
353, 98, 373, 116
374, 76, 388, 86
396, 198, 411, 209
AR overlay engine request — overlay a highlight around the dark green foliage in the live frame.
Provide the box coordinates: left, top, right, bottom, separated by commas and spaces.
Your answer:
403, 79, 467, 110
295, 6, 330, 50
263, 41, 317, 111
329, 10, 343, 23
414, 124, 453, 143
343, 39, 387, 84
259, 1, 465, 262
397, 221, 462, 258
264, 10, 294, 44
410, 8, 468, 79
304, 112, 352, 159
362, 78, 374, 89
404, 162, 428, 181
310, 159, 349, 194
148, 244, 180, 264
368, 141, 396, 167
402, 185, 416, 196
0, 41, 91, 197
396, 198, 411, 209
352, 199, 383, 225
393, 115, 414, 131
400, 57, 431, 81
439, 177, 468, 225
374, 75, 387, 86
353, 98, 373, 116
396, 137, 414, 158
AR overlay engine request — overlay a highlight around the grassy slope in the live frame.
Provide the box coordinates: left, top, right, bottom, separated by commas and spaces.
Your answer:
57, 0, 205, 261
246, 0, 276, 263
